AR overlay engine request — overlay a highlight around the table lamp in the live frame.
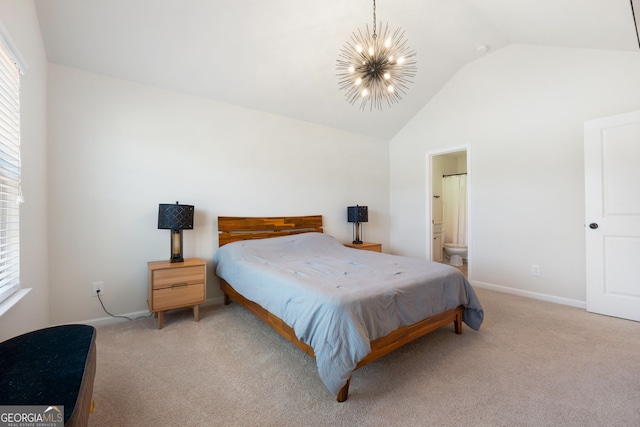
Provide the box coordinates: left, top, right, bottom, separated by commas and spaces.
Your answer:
158, 201, 194, 262
347, 205, 368, 244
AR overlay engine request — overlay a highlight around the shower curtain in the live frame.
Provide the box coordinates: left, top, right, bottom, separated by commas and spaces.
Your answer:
442, 175, 467, 245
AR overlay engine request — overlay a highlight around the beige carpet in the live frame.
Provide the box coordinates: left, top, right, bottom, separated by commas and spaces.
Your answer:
89, 288, 640, 426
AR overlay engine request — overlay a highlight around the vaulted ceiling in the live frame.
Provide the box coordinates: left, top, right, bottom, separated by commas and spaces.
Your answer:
34, 0, 640, 139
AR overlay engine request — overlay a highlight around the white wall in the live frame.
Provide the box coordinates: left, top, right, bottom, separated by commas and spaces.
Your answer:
47, 64, 390, 324
0, 0, 49, 341
390, 44, 640, 304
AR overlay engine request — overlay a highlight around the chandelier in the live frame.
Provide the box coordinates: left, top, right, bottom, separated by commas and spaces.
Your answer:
336, 0, 417, 111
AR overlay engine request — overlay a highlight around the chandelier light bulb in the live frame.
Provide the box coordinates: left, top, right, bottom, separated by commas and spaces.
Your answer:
336, 0, 417, 111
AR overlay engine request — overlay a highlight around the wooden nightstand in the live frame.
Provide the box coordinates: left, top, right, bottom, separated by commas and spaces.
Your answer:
147, 258, 206, 329
344, 242, 382, 252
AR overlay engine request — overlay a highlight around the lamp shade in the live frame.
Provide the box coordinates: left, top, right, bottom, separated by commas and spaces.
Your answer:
347, 205, 368, 223
158, 202, 194, 230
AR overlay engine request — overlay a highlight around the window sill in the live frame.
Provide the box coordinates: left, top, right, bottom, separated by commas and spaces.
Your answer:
0, 288, 32, 317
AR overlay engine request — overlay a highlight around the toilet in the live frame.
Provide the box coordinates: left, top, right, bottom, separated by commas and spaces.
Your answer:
443, 243, 467, 267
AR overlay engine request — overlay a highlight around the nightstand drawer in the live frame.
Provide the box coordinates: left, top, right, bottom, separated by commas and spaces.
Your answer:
151, 265, 204, 290
152, 282, 205, 311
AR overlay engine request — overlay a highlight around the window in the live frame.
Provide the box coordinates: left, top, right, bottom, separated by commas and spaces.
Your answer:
0, 35, 22, 305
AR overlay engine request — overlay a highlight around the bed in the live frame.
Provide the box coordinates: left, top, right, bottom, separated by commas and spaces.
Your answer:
214, 215, 483, 402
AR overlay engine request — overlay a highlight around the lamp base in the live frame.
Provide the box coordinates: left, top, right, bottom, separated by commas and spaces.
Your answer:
352, 222, 363, 245
170, 230, 185, 263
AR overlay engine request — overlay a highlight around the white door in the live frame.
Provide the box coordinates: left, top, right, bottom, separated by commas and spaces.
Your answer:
585, 111, 640, 322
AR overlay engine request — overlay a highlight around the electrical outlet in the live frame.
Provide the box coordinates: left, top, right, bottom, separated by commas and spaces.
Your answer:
531, 265, 541, 276
92, 281, 104, 297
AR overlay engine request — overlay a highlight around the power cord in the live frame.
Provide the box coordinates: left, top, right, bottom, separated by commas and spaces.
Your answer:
96, 289, 153, 321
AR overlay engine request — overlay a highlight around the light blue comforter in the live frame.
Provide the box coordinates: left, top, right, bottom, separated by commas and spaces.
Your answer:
213, 232, 483, 397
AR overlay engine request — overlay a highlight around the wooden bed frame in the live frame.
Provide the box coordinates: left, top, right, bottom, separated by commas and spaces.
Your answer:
217, 215, 464, 402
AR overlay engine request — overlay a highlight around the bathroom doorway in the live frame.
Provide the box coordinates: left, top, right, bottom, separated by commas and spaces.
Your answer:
428, 147, 469, 277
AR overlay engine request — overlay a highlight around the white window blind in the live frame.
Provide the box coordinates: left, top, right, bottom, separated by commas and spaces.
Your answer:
0, 39, 21, 305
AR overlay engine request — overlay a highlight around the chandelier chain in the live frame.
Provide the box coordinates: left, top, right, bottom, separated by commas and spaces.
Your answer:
372, 0, 377, 39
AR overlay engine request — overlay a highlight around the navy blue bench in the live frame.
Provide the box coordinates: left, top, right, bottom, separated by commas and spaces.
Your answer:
0, 324, 97, 427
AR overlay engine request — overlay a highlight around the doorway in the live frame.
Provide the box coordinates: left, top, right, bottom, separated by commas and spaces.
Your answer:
428, 147, 469, 277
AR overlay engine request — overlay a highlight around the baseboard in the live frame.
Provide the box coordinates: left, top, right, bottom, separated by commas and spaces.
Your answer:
471, 280, 587, 309
73, 284, 587, 327
79, 296, 225, 328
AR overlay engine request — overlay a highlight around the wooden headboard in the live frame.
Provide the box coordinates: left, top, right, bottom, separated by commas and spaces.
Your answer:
218, 215, 323, 246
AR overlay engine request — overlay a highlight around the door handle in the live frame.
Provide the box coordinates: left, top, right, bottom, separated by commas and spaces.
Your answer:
589, 223, 599, 229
